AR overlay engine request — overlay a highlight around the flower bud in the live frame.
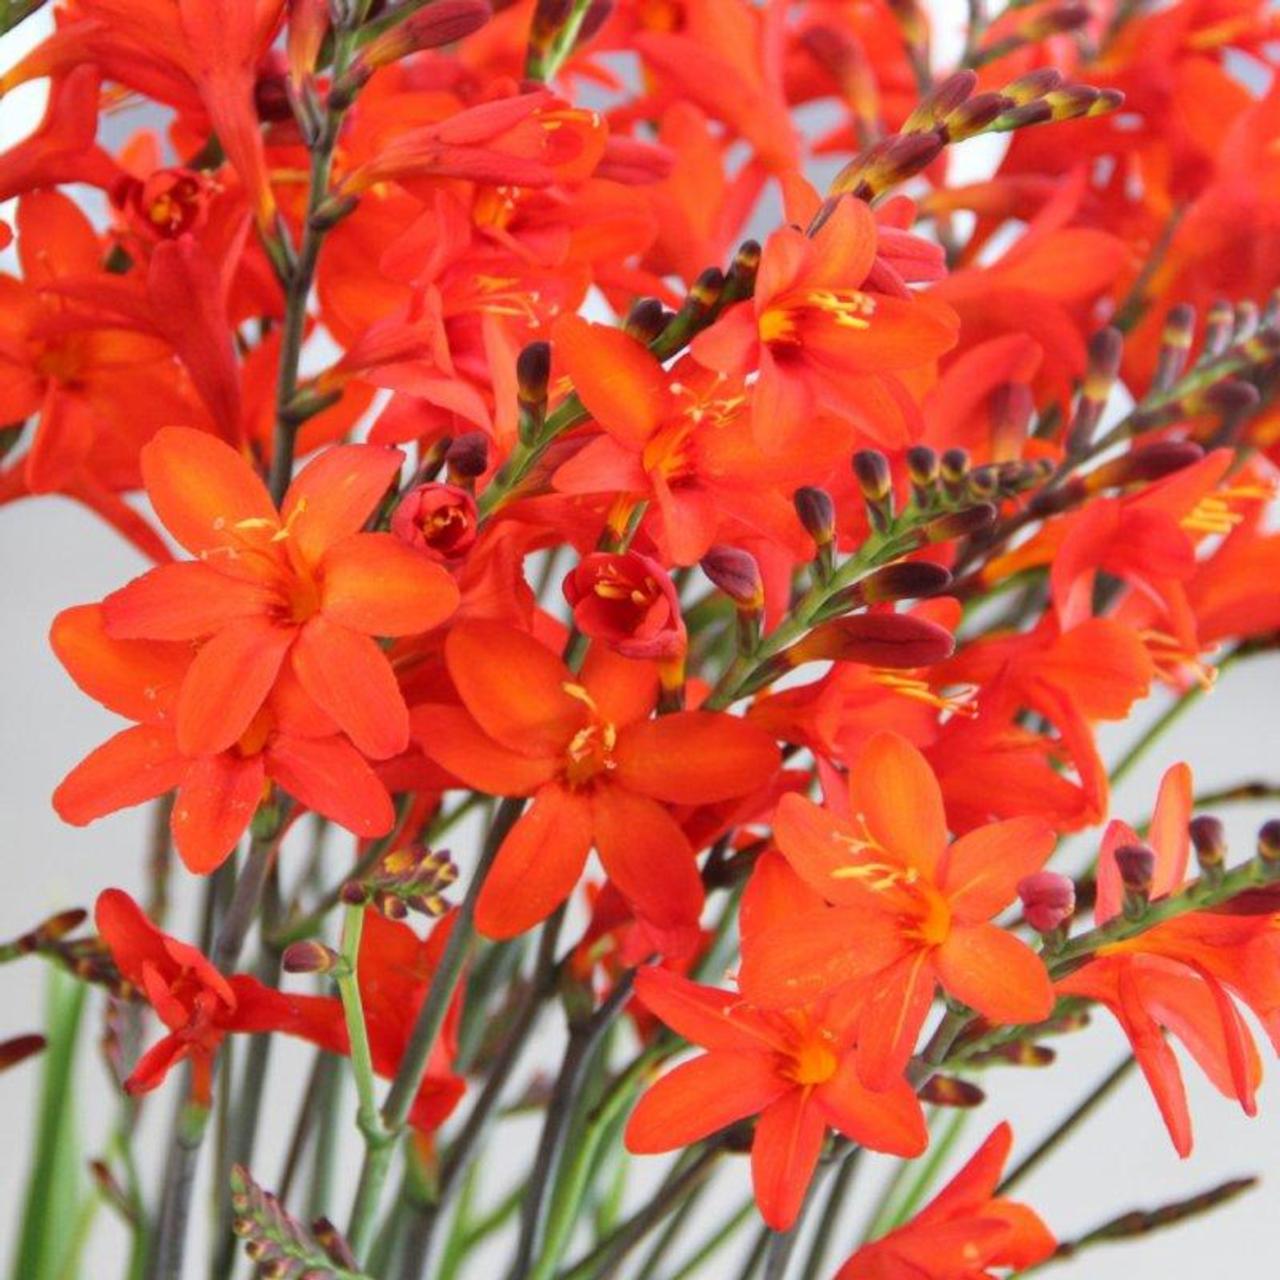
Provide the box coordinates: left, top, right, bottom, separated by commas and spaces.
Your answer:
1256, 820, 1280, 875
517, 341, 551, 443
1189, 815, 1226, 884
905, 445, 939, 506
1085, 441, 1203, 493
624, 296, 668, 344
563, 551, 687, 661
849, 560, 952, 607
724, 239, 762, 304
1067, 327, 1123, 453
939, 447, 969, 499
1018, 871, 1075, 935
1153, 303, 1196, 392
1115, 843, 1156, 919
700, 546, 764, 612
1202, 299, 1235, 360
794, 486, 836, 548
920, 502, 997, 544
788, 612, 955, 669
852, 450, 894, 532
281, 941, 344, 976
920, 1074, 985, 1107
392, 483, 478, 561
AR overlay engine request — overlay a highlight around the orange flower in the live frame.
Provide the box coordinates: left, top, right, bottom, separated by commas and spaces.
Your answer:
741, 732, 1055, 1087
1057, 764, 1279, 1155
626, 857, 926, 1231
412, 621, 778, 938
562, 551, 687, 662
97, 890, 343, 1106
51, 605, 394, 873
835, 1122, 1056, 1279
102, 428, 459, 761
689, 196, 958, 450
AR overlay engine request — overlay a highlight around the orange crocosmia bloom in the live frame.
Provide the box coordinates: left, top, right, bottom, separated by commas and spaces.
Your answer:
835, 1121, 1056, 1279
51, 604, 394, 873
411, 621, 779, 939
689, 195, 958, 451
97, 890, 343, 1106
1057, 764, 1279, 1156
101, 428, 459, 762
741, 732, 1055, 1088
626, 856, 926, 1232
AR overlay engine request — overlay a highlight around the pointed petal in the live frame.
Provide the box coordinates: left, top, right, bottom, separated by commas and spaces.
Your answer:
1117, 964, 1193, 1156
171, 752, 265, 873
50, 604, 189, 725
626, 1051, 788, 1153
282, 444, 404, 564
850, 732, 948, 874
751, 1090, 826, 1231
320, 532, 459, 636
141, 427, 278, 560
411, 704, 556, 795
738, 908, 906, 1009
54, 726, 186, 826
266, 734, 395, 840
937, 817, 1056, 923
175, 618, 294, 756
633, 966, 783, 1053
103, 562, 273, 641
936, 924, 1053, 1026
291, 616, 409, 760
1095, 818, 1144, 927
475, 785, 593, 938
815, 1058, 927, 1156
1149, 762, 1192, 898
553, 313, 670, 447
613, 711, 777, 804
444, 620, 581, 756
591, 786, 704, 930
856, 949, 937, 1089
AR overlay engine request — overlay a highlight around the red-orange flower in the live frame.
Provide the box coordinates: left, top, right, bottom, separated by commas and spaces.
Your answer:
835, 1122, 1056, 1279
690, 196, 958, 450
412, 622, 778, 938
102, 428, 459, 761
52, 605, 394, 873
97, 890, 343, 1106
741, 732, 1056, 1087
562, 551, 687, 662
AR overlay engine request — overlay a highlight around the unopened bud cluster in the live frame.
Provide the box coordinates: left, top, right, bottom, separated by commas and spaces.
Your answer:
341, 845, 458, 921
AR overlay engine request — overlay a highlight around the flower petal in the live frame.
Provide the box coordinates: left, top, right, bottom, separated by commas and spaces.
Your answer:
815, 1058, 927, 1157
54, 725, 186, 826
171, 752, 266, 873
174, 617, 294, 756
103, 562, 273, 641
475, 785, 593, 939
937, 817, 1056, 923
751, 1090, 826, 1231
626, 1051, 787, 1154
633, 967, 784, 1053
282, 443, 404, 564
935, 923, 1053, 1026
266, 733, 395, 840
591, 786, 704, 930
291, 615, 409, 759
411, 704, 557, 795
613, 711, 778, 804
850, 731, 948, 874
856, 949, 937, 1089
320, 532, 459, 636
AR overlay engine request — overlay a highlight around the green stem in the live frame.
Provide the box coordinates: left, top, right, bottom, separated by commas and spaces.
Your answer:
799, 1149, 861, 1280
663, 1197, 757, 1280
998, 1057, 1136, 1194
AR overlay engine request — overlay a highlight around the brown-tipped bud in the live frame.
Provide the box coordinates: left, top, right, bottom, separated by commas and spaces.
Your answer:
903, 69, 976, 133
1153, 303, 1196, 392
944, 90, 1013, 141
686, 266, 725, 316
445, 431, 489, 486
831, 131, 944, 198
1257, 819, 1280, 873
1092, 440, 1205, 492
724, 239, 761, 304
28, 907, 88, 949
624, 296, 668, 345
1003, 67, 1063, 104
794, 486, 836, 547
1068, 327, 1124, 453
312, 1217, 359, 1270
654, 268, 725, 355
516, 341, 551, 446
700, 546, 764, 612
1026, 2, 1091, 37
1201, 379, 1260, 447
1233, 299, 1260, 344
1090, 87, 1125, 116
788, 612, 955, 670
1115, 843, 1156, 919
339, 881, 370, 907
1189, 815, 1226, 883
939, 447, 969, 498
994, 99, 1054, 130
920, 502, 998, 544
1202, 300, 1236, 361
905, 444, 939, 506
345, 0, 492, 89
920, 1074, 985, 1108
1019, 870, 1075, 935
855, 559, 952, 605
281, 941, 344, 976
0, 1033, 45, 1072
966, 464, 999, 502
853, 449, 894, 531
990, 382, 1033, 459
969, 1041, 1057, 1068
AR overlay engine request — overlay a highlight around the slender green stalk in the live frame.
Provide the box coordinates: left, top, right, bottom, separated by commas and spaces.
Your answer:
998, 1057, 1136, 1194
882, 1110, 968, 1229
799, 1149, 862, 1280
664, 1197, 758, 1280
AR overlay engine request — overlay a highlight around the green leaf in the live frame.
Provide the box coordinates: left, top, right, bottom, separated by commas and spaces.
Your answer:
10, 966, 88, 1280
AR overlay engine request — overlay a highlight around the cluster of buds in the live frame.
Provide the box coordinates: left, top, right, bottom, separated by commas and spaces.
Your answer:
0, 908, 131, 997
829, 68, 1121, 202
340, 845, 458, 921
230, 1164, 368, 1279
